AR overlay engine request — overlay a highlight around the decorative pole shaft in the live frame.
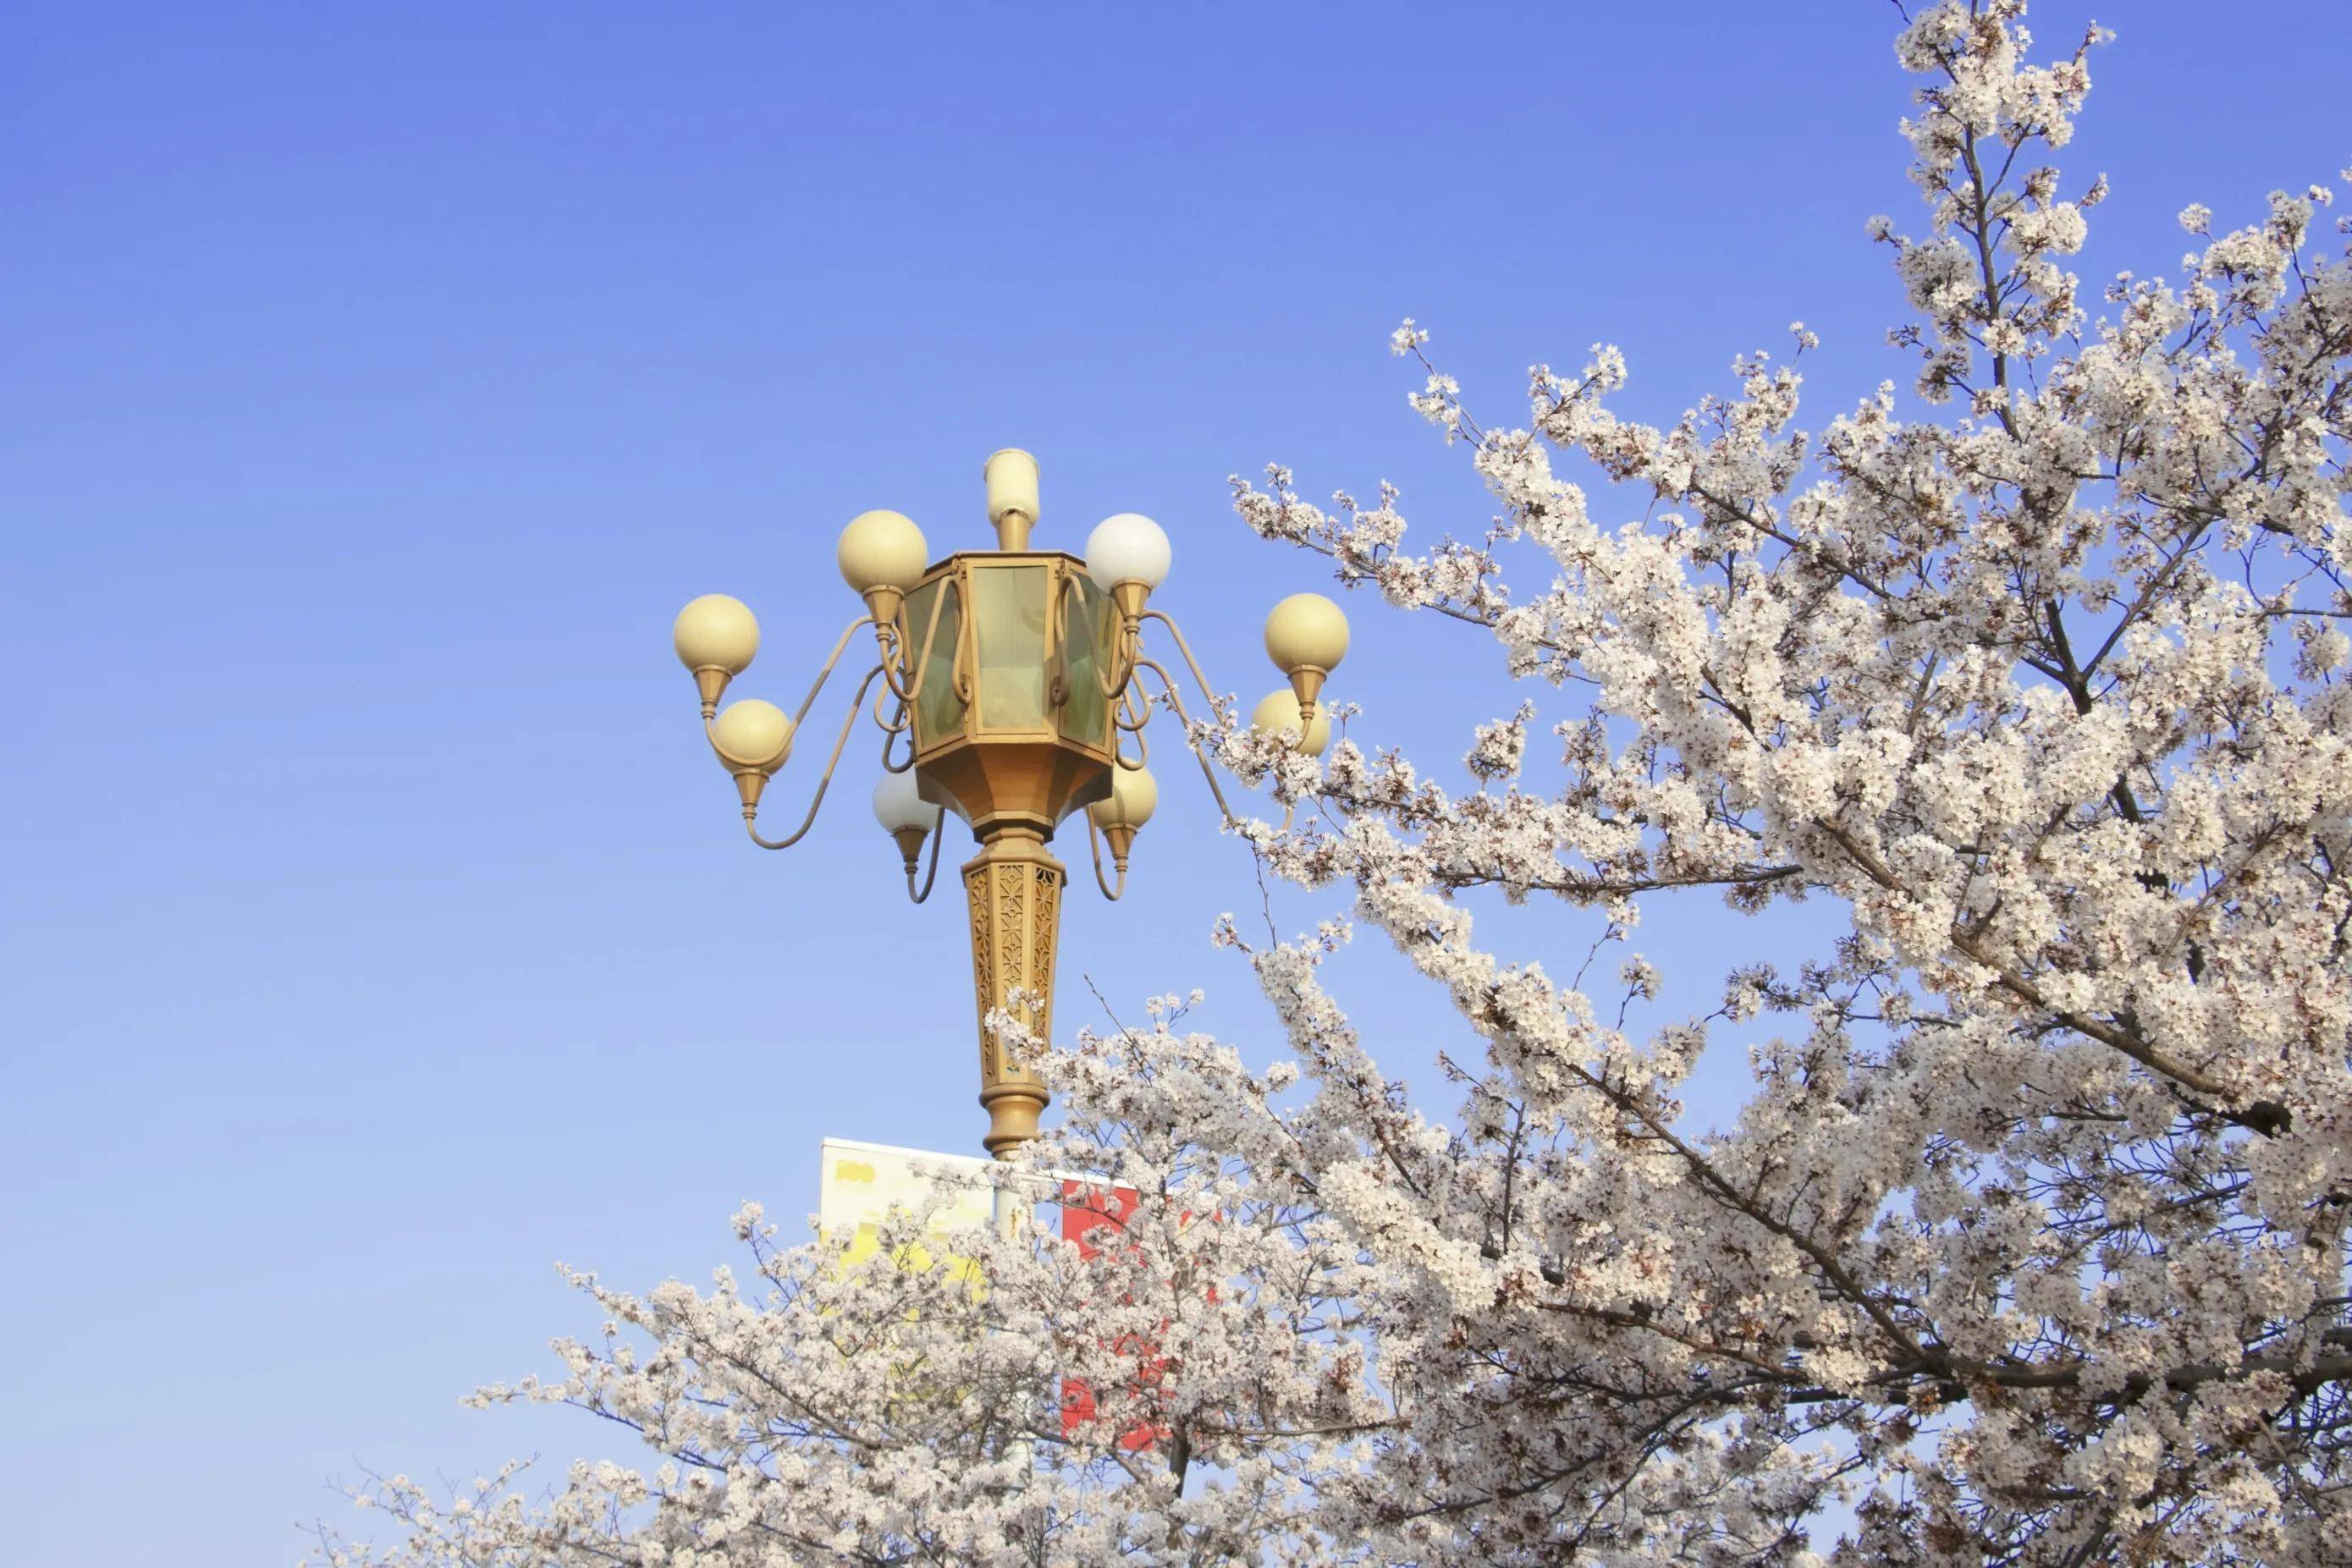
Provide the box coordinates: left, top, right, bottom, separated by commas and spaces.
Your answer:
961, 826, 1062, 1157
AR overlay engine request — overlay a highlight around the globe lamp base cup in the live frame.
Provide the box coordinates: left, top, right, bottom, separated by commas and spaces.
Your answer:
1108, 579, 1152, 625
693, 666, 731, 719
861, 586, 907, 633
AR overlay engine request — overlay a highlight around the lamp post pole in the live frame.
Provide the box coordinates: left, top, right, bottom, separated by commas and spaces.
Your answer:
670, 448, 1349, 1158
961, 823, 1061, 1155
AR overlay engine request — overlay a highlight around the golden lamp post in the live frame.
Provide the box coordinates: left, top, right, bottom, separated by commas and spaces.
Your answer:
670, 450, 1347, 1158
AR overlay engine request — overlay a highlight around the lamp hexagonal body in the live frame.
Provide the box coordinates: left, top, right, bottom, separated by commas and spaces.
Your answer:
900, 551, 1120, 839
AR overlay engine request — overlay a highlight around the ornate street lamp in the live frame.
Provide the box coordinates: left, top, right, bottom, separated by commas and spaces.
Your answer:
671, 450, 1347, 1158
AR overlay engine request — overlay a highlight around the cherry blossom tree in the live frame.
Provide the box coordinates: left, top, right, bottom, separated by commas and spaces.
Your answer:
314, 3, 2352, 1562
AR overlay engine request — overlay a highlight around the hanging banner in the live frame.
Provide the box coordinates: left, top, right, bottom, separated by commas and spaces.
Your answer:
816, 1140, 1164, 1443
818, 1136, 996, 1279
1059, 1180, 1164, 1450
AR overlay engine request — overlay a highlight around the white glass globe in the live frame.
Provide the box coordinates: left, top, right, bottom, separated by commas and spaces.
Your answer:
1084, 512, 1172, 591
871, 767, 943, 834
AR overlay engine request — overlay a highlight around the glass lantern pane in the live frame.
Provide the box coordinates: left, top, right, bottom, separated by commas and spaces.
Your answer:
971, 564, 1050, 730
1058, 572, 1114, 749
904, 576, 964, 746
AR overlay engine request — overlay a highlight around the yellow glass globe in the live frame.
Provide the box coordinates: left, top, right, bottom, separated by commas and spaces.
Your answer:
1087, 763, 1159, 831
1264, 592, 1349, 676
836, 510, 931, 595
710, 699, 794, 774
672, 593, 760, 674
1250, 689, 1331, 756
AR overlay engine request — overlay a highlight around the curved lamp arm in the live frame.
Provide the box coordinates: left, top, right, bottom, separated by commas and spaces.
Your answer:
1137, 656, 1236, 827
876, 575, 959, 707
1111, 675, 1152, 751
905, 815, 945, 904
952, 586, 978, 706
1114, 712, 1150, 771
1139, 608, 1236, 728
790, 614, 878, 733
1085, 813, 1128, 901
743, 664, 885, 850
1049, 575, 1150, 709
873, 682, 910, 737
879, 702, 918, 771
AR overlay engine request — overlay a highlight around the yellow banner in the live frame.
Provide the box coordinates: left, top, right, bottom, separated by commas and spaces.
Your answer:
818, 1137, 995, 1282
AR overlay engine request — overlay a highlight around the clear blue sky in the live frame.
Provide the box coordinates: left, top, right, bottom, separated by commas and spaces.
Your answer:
3, 3, 2343, 1560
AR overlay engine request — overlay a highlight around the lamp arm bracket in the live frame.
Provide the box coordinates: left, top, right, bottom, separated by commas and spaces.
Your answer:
953, 591, 977, 706
872, 679, 910, 737
772, 614, 878, 740
1046, 576, 1071, 708
879, 705, 917, 772
746, 664, 884, 850
1137, 656, 1237, 828
1045, 575, 1148, 712
1113, 677, 1153, 737
1101, 613, 1143, 701
906, 815, 945, 904
1085, 813, 1128, 901
1139, 609, 1232, 725
1111, 713, 1148, 771
877, 575, 957, 707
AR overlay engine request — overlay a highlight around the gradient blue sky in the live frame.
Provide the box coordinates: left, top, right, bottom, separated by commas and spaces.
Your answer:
4, 3, 2345, 1560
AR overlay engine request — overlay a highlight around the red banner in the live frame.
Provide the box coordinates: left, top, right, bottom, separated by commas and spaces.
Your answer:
1058, 1181, 1165, 1450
